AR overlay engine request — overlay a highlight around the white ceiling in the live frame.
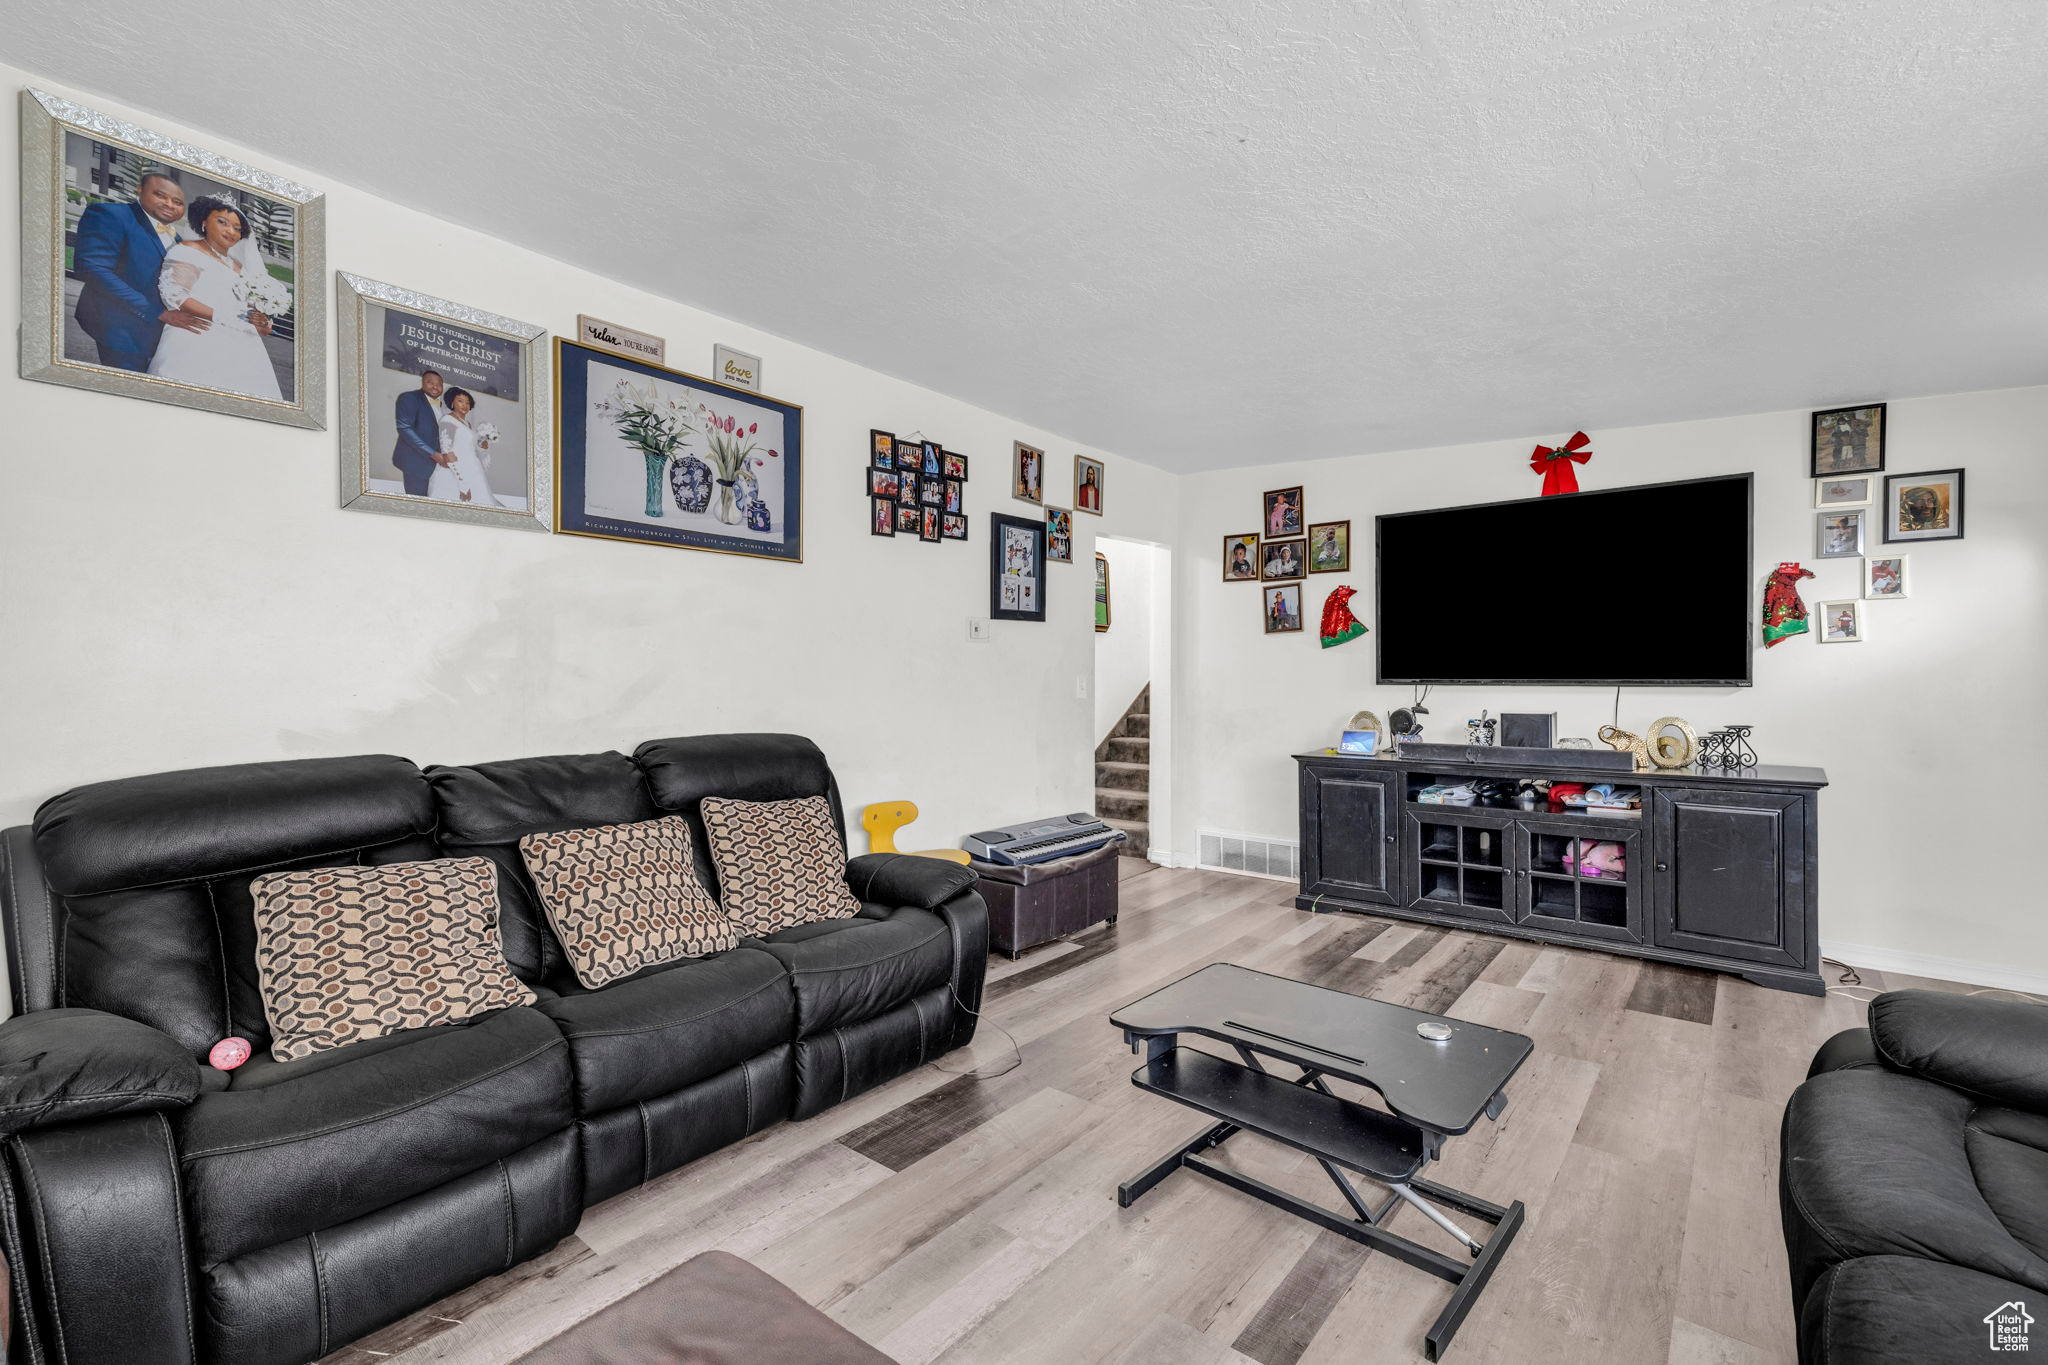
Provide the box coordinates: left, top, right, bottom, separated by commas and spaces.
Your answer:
10, 1, 2046, 471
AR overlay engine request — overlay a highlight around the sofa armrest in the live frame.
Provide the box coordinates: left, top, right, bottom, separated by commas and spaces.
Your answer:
0, 1008, 201, 1136
845, 852, 979, 910
1869, 989, 2048, 1110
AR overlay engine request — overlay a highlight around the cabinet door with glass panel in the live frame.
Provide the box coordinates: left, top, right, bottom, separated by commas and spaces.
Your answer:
1404, 809, 1515, 926
1512, 817, 1645, 946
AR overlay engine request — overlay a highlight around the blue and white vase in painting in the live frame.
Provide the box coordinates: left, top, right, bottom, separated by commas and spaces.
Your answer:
669, 454, 713, 513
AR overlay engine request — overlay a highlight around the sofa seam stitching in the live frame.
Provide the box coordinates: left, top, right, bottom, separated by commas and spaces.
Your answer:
0, 1089, 190, 1114
636, 1101, 651, 1188
180, 1036, 564, 1159
552, 972, 785, 1040
201, 880, 235, 1042
310, 1229, 330, 1355
4, 837, 54, 1011
786, 925, 949, 974
835, 1028, 850, 1105
741, 1057, 754, 1132
154, 1112, 198, 1364
496, 1158, 515, 1270
49, 829, 438, 898
16, 1142, 71, 1365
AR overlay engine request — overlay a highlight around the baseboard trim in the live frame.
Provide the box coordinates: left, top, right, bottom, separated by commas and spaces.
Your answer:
1820, 939, 2048, 998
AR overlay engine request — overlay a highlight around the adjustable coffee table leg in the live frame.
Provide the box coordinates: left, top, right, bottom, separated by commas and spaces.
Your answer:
1117, 1119, 1236, 1208
1389, 1182, 1484, 1254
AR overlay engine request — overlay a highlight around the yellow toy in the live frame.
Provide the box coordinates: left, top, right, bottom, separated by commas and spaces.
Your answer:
861, 801, 971, 866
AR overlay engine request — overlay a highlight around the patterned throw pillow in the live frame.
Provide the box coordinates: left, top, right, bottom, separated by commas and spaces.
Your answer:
519, 816, 740, 988
251, 858, 536, 1063
699, 795, 861, 934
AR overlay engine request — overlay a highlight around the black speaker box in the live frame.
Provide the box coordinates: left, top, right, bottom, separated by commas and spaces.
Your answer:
1501, 712, 1557, 748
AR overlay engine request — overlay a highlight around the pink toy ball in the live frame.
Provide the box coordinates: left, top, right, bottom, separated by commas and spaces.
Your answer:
209, 1036, 253, 1071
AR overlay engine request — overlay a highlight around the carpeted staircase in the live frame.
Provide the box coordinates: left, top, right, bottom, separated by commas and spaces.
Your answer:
1095, 683, 1150, 859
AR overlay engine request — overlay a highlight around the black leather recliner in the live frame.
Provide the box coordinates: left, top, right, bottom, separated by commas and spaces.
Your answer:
1780, 989, 2048, 1363
0, 733, 987, 1365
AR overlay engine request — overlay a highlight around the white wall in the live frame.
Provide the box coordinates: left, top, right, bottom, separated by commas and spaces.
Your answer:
1092, 539, 1156, 741
1172, 387, 2048, 987
0, 64, 1180, 876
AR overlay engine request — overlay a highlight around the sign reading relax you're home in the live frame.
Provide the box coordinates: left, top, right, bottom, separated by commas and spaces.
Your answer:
577, 315, 665, 365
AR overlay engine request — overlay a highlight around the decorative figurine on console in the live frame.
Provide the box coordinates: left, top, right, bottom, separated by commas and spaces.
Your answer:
1466, 711, 1497, 746
1597, 724, 1651, 771
1645, 717, 1699, 770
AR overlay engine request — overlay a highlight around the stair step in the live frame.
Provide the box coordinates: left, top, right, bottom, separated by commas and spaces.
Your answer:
1121, 715, 1150, 739
1096, 760, 1150, 792
1095, 787, 1148, 821
1102, 815, 1150, 860
1105, 736, 1149, 764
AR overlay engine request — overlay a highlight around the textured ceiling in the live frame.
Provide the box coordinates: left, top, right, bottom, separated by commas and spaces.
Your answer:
10, 1, 2046, 471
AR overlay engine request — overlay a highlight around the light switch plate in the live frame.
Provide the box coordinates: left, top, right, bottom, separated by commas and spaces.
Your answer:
966, 618, 991, 642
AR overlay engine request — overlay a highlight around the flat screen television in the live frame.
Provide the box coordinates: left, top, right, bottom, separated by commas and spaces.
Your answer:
1375, 473, 1752, 686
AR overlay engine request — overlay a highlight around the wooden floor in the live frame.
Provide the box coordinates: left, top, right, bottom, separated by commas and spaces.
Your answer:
327, 865, 1968, 1365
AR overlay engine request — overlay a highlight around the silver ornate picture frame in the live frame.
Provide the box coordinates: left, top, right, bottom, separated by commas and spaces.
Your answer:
336, 272, 552, 533
18, 88, 326, 428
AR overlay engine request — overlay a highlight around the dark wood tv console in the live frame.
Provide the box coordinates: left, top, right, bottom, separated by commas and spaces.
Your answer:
1294, 750, 1826, 995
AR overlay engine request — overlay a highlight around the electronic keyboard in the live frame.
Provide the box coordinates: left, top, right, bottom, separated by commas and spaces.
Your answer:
965, 813, 1127, 866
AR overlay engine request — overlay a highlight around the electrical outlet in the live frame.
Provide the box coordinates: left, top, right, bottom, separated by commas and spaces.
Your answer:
966, 618, 991, 642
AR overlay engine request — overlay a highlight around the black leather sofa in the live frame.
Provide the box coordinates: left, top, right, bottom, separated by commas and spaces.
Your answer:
1780, 989, 2048, 1363
0, 734, 987, 1365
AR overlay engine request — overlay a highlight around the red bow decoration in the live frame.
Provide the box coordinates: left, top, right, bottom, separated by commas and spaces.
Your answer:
1529, 431, 1592, 496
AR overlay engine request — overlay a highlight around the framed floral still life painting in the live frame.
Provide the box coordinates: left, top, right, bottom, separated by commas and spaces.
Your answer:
18, 88, 326, 428
337, 273, 550, 532
1883, 468, 1964, 543
555, 338, 803, 560
992, 513, 1046, 622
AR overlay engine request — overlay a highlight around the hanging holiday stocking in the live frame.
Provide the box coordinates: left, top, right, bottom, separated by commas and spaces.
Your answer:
1762, 562, 1816, 647
1529, 431, 1593, 496
1320, 585, 1367, 649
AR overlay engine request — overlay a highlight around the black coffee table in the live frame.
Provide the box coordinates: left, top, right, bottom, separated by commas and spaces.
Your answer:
1110, 963, 1533, 1361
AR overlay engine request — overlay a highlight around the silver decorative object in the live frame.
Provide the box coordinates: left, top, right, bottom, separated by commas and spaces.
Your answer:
335, 272, 551, 533
18, 88, 326, 429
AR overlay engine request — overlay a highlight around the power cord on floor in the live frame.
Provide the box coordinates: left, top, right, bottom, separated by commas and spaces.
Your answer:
926, 982, 1025, 1079
1821, 956, 2048, 1006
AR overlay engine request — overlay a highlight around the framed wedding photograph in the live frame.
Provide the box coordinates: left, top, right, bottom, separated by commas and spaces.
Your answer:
1075, 455, 1105, 515
1262, 537, 1306, 581
1013, 442, 1045, 504
554, 338, 803, 560
1045, 506, 1074, 563
1817, 599, 1865, 643
1308, 519, 1351, 573
1222, 533, 1260, 581
870, 496, 894, 537
336, 273, 549, 532
1864, 555, 1909, 600
1883, 468, 1965, 543
1815, 509, 1864, 559
1813, 475, 1872, 508
1264, 583, 1304, 634
943, 450, 969, 480
1811, 403, 1885, 477
1264, 486, 1305, 537
871, 429, 896, 469
992, 513, 1047, 622
19, 88, 326, 428
1094, 552, 1111, 632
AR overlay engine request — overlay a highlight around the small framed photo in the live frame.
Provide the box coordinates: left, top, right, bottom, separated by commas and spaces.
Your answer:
1264, 583, 1303, 634
895, 436, 923, 471
943, 450, 969, 480
896, 472, 920, 508
1045, 506, 1074, 562
922, 442, 943, 477
919, 475, 944, 506
1815, 509, 1865, 559
1864, 555, 1909, 600
1264, 486, 1304, 537
1094, 551, 1111, 632
868, 467, 899, 499
1883, 468, 1965, 543
1811, 403, 1885, 477
1308, 520, 1351, 573
942, 513, 969, 541
20, 88, 326, 428
1075, 455, 1105, 515
1222, 533, 1260, 581
1262, 538, 1306, 581
1817, 599, 1864, 643
1013, 442, 1045, 504
944, 478, 964, 514
870, 496, 895, 537
920, 506, 943, 542
337, 273, 550, 532
894, 503, 921, 534
993, 513, 1047, 621
1813, 475, 1872, 508
870, 429, 896, 469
